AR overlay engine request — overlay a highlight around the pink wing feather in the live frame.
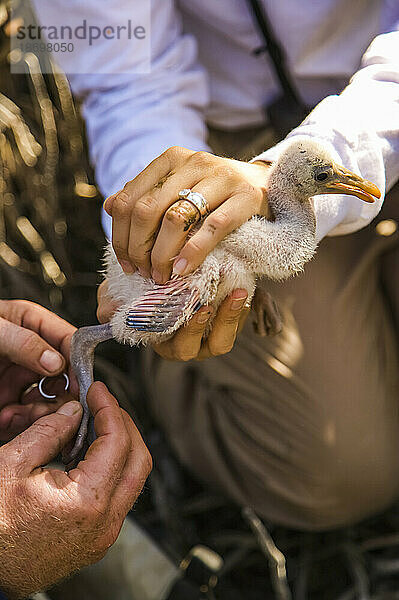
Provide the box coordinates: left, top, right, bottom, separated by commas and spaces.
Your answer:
125, 276, 203, 334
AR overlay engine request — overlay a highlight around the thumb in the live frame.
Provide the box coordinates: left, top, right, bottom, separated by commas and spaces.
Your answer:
103, 192, 119, 216
0, 317, 66, 376
5, 401, 83, 475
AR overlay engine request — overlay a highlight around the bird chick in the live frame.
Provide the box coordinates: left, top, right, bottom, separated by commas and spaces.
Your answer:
107, 138, 380, 344
67, 138, 380, 465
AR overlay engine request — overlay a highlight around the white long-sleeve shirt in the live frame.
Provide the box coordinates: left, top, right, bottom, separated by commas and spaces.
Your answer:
31, 0, 399, 242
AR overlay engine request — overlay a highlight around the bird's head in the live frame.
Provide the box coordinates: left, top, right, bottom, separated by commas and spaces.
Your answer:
273, 138, 381, 204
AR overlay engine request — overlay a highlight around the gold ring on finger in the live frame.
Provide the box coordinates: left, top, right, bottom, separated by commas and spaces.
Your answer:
178, 189, 210, 220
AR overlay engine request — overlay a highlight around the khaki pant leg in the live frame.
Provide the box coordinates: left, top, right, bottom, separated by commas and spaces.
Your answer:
144, 209, 399, 531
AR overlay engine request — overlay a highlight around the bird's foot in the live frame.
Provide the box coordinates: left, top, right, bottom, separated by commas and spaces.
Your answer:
252, 288, 283, 337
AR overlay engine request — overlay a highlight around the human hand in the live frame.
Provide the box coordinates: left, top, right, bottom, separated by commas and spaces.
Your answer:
152, 289, 250, 361
103, 148, 272, 283
0, 382, 152, 599
0, 300, 78, 442
97, 280, 249, 360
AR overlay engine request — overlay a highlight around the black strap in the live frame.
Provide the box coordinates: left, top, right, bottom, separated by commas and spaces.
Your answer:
246, 0, 310, 136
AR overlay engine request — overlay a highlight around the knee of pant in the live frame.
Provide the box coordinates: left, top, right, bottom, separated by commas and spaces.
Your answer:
300, 439, 399, 531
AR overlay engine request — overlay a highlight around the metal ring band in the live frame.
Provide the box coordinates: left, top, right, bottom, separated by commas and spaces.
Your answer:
178, 189, 210, 219
38, 373, 70, 400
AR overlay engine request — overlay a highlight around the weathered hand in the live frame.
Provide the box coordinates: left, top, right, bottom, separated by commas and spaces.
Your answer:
0, 300, 78, 442
103, 147, 272, 283
0, 383, 152, 599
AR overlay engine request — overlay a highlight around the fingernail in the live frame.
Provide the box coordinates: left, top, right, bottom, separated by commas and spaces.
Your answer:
173, 258, 188, 276
57, 401, 82, 417
119, 260, 134, 274
152, 270, 164, 284
231, 297, 247, 311
40, 350, 63, 372
196, 308, 213, 324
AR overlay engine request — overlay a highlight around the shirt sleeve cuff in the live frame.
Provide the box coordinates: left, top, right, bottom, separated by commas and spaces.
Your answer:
250, 124, 383, 243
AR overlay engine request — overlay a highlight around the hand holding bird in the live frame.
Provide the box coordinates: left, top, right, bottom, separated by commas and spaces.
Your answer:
66, 138, 380, 465
103, 146, 272, 283
97, 280, 251, 361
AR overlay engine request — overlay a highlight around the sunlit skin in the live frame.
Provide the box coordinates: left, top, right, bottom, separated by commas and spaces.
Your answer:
103, 148, 272, 283
0, 301, 152, 599
99, 145, 380, 362
65, 141, 381, 466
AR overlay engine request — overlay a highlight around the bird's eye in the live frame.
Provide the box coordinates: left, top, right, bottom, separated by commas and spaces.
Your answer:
315, 171, 329, 182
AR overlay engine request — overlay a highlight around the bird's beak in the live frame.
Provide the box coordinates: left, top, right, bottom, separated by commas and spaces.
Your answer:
325, 163, 381, 203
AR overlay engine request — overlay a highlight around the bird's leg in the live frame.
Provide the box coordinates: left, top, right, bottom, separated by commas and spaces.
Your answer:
252, 288, 283, 337
63, 323, 113, 468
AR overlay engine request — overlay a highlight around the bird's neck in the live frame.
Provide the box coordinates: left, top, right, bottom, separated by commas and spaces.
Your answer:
268, 164, 310, 211
218, 166, 317, 281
